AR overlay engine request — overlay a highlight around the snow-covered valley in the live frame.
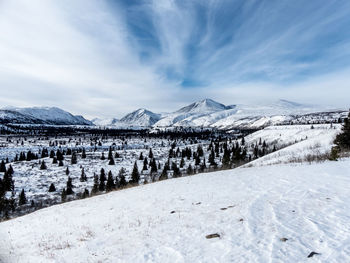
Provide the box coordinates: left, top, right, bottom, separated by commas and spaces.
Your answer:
0, 113, 348, 263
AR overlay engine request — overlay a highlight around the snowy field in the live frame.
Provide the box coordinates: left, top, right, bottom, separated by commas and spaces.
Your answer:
0, 124, 341, 217
0, 136, 212, 207
1, 158, 349, 262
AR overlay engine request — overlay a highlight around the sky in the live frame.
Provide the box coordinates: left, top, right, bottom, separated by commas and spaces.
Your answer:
0, 0, 350, 119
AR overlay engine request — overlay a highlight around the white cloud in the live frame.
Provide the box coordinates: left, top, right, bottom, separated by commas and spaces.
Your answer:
0, 0, 349, 119
0, 0, 183, 118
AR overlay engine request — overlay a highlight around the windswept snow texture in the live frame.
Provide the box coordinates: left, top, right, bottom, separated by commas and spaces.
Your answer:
1, 107, 92, 125
1, 159, 350, 262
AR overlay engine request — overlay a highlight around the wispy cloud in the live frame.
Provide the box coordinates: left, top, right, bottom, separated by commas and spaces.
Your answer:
0, 0, 349, 118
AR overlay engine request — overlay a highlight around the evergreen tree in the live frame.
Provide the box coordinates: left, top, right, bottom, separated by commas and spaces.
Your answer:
100, 152, 106, 160
65, 167, 70, 176
108, 156, 115, 165
99, 169, 106, 191
52, 157, 57, 164
208, 149, 216, 166
143, 158, 148, 170
66, 177, 74, 195
172, 162, 181, 177
195, 155, 201, 166
58, 160, 64, 167
108, 147, 113, 160
49, 150, 55, 158
92, 173, 99, 194
150, 158, 157, 173
61, 188, 67, 202
197, 145, 204, 157
222, 148, 231, 168
18, 189, 27, 205
131, 161, 140, 184
139, 152, 144, 160
48, 183, 56, 192
40, 160, 47, 170
56, 150, 64, 161
0, 160, 6, 173
71, 152, 77, 164
149, 148, 153, 159
180, 157, 185, 168
200, 159, 206, 172
118, 168, 127, 187
106, 171, 115, 192
81, 148, 87, 159
159, 161, 169, 180
334, 111, 350, 150
80, 168, 87, 182
168, 148, 174, 158
3, 169, 14, 192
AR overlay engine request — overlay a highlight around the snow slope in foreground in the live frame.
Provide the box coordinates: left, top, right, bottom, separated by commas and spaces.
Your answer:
1, 160, 350, 263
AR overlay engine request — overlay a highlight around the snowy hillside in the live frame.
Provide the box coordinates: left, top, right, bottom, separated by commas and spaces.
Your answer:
243, 124, 341, 166
1, 159, 350, 262
0, 110, 44, 124
117, 108, 161, 127
1, 107, 93, 125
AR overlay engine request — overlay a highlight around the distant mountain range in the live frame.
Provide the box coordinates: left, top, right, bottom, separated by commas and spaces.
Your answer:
0, 99, 345, 129
93, 98, 343, 129
0, 106, 92, 125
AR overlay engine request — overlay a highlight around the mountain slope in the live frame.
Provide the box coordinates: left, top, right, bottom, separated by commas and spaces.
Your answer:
154, 99, 234, 127
118, 108, 161, 127
1, 107, 93, 125
1, 159, 350, 262
0, 110, 44, 124
153, 99, 328, 129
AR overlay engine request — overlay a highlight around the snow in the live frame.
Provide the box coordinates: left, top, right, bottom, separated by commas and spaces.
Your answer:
118, 108, 161, 127
0, 107, 92, 125
91, 118, 118, 126
243, 124, 341, 166
1, 158, 350, 262
139, 99, 343, 129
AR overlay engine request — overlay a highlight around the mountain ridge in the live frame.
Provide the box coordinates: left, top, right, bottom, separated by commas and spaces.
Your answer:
0, 106, 93, 125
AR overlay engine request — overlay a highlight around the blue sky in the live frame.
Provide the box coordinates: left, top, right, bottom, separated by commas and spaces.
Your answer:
0, 0, 349, 118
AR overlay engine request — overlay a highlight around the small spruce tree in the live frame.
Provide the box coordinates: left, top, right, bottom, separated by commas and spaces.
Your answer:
40, 160, 47, 170
131, 161, 140, 184
18, 189, 27, 205
48, 183, 56, 192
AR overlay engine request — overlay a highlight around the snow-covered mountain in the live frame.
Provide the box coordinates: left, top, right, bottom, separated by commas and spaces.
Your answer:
1, 106, 93, 125
92, 99, 345, 129
91, 117, 118, 126
175, 98, 233, 114
118, 108, 161, 127
154, 99, 234, 127
153, 99, 334, 129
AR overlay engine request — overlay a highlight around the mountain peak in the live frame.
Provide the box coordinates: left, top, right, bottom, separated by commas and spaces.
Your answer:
119, 108, 161, 127
176, 99, 232, 114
